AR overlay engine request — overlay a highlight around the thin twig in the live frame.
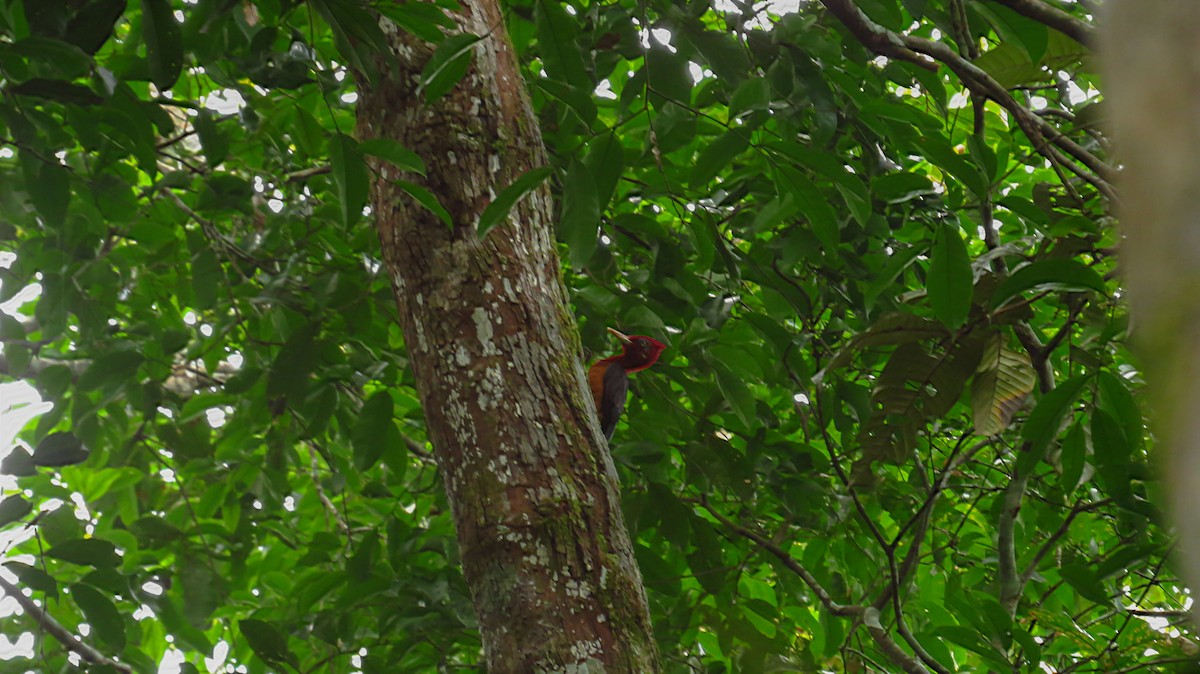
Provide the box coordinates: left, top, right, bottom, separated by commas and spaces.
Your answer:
0, 575, 133, 673
1020, 498, 1111, 584
699, 496, 861, 618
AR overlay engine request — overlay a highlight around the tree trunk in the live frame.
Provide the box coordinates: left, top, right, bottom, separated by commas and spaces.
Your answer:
355, 3, 661, 672
1101, 1, 1200, 627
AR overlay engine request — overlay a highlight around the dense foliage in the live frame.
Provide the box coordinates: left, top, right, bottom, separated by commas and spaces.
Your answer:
0, 0, 1190, 671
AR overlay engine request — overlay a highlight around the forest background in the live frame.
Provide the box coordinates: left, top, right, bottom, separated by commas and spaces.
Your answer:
0, 0, 1190, 672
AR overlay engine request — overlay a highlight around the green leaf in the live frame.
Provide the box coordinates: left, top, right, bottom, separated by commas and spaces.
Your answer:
476, 167, 552, 238
181, 555, 226, 629
5, 562, 57, 599
46, 538, 121, 567
5, 343, 31, 376
190, 248, 221, 310
584, 132, 624, 212
353, 391, 400, 471
1090, 408, 1130, 467
865, 244, 928, 305
560, 159, 600, 269
357, 138, 426, 176
376, 2, 453, 43
1096, 371, 1143, 453
310, 0, 388, 85
1059, 421, 1087, 492
79, 350, 143, 393
974, 29, 1087, 88
9, 78, 103, 105
71, 583, 125, 651
927, 224, 973, 329
398, 180, 453, 229
24, 157, 70, 230
0, 495, 32, 529
776, 166, 839, 248
1059, 559, 1110, 605
680, 25, 749, 85
920, 135, 988, 196
32, 431, 89, 467
141, 0, 183, 89
872, 172, 937, 204
239, 619, 299, 669
535, 0, 587, 85
990, 259, 1107, 308
194, 110, 229, 168
0, 449, 36, 477
330, 133, 368, 228
532, 79, 597, 125
646, 46, 691, 106
420, 32, 481, 102
1020, 375, 1090, 465
348, 531, 380, 581
976, 2, 1049, 62
971, 333, 1036, 435
715, 363, 756, 429
690, 129, 749, 189
64, 0, 126, 54
729, 78, 770, 119
267, 323, 319, 403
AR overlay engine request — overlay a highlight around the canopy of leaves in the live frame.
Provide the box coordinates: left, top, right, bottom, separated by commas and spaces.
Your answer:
0, 0, 1187, 672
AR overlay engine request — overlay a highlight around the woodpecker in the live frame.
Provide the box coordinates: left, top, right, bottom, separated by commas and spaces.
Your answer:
588, 328, 667, 439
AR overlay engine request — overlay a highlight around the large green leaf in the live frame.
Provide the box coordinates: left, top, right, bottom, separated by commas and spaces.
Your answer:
421, 33, 481, 102
535, 0, 587, 85
972, 333, 1036, 436
71, 583, 125, 651
991, 259, 1107, 308
330, 133, 369, 228
1020, 375, 1091, 468
560, 159, 600, 268
477, 167, 552, 238
142, 0, 182, 89
927, 223, 973, 329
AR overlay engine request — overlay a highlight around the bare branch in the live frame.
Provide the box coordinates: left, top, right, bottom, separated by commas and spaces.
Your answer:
819, 0, 936, 72
700, 497, 862, 618
0, 575, 133, 673
864, 608, 931, 674
986, 0, 1095, 46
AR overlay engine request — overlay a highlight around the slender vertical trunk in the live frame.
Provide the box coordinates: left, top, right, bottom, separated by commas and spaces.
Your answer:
355, 3, 661, 671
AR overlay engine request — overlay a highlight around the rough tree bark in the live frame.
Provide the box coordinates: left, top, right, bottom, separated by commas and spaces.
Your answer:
1100, 2, 1200, 626
354, 2, 661, 672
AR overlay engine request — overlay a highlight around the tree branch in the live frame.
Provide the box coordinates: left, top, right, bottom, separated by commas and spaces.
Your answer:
700, 497, 861, 618
819, 0, 1115, 202
1020, 498, 1111, 586
998, 456, 1032, 616
985, 0, 1095, 46
864, 608, 931, 674
0, 575, 132, 673
819, 0, 936, 72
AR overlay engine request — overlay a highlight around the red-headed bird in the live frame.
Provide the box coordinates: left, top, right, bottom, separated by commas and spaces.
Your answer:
588, 328, 667, 440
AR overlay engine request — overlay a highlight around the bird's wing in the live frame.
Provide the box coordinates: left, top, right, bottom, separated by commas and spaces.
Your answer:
599, 363, 629, 440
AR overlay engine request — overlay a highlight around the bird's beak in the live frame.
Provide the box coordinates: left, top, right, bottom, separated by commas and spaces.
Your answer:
607, 327, 632, 344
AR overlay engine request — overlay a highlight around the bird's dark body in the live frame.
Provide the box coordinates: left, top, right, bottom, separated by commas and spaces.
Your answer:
589, 359, 631, 439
